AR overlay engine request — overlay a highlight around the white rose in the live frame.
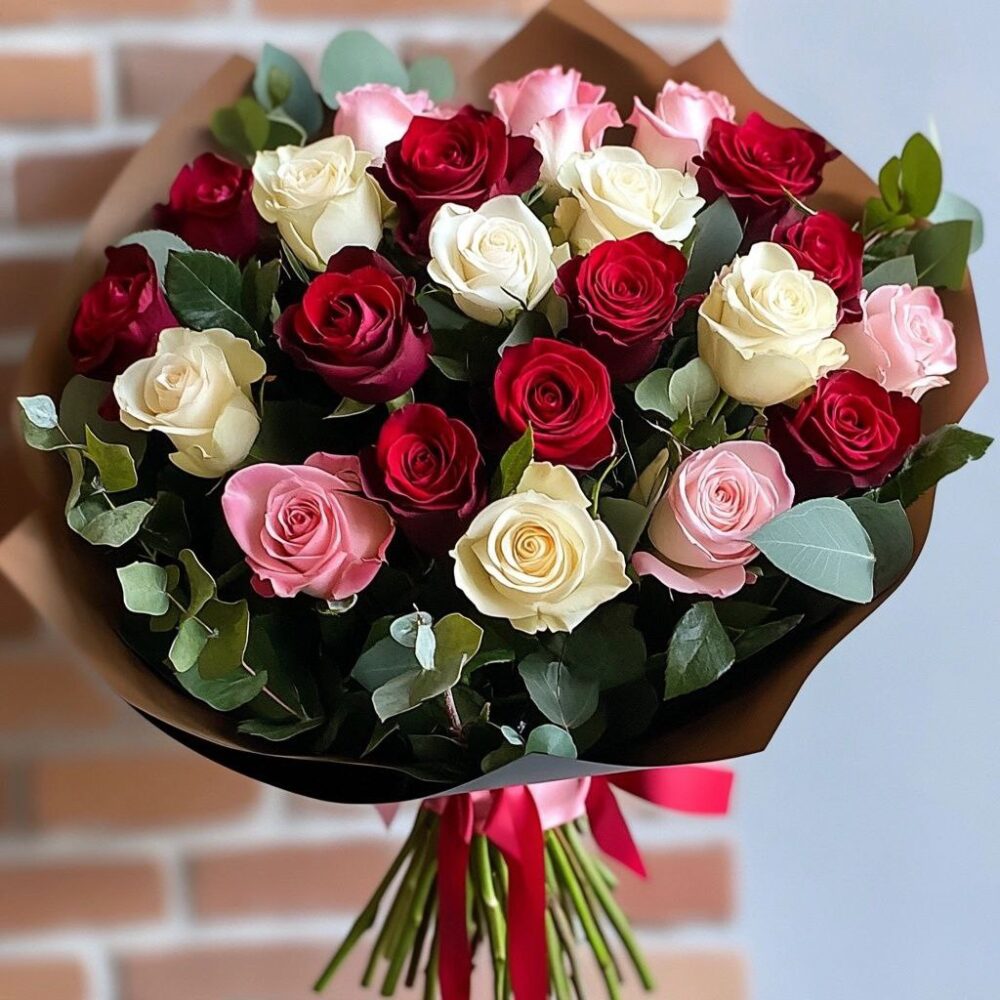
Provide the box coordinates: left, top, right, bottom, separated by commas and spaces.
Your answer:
553, 146, 703, 253
114, 327, 266, 478
428, 196, 569, 326
452, 462, 631, 634
252, 136, 392, 271
698, 242, 846, 408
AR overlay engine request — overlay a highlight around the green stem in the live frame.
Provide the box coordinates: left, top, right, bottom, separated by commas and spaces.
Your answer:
423, 931, 440, 1000
313, 811, 428, 992
561, 825, 655, 992
472, 835, 507, 999
707, 391, 731, 425
405, 896, 437, 989
381, 841, 438, 995
549, 896, 586, 1000
546, 910, 572, 1000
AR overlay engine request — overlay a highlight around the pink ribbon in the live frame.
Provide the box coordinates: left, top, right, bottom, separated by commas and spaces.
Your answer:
415, 766, 733, 1000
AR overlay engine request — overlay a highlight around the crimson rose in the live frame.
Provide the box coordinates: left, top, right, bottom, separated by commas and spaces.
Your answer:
773, 210, 863, 321
696, 112, 837, 216
153, 153, 258, 260
556, 233, 687, 383
68, 244, 177, 380
374, 106, 541, 256
275, 247, 431, 404
360, 404, 485, 555
494, 338, 615, 470
767, 369, 921, 498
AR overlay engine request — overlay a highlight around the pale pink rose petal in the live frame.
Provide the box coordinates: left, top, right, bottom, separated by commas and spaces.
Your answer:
491, 65, 587, 135
531, 101, 622, 186
633, 551, 750, 599
334, 83, 434, 164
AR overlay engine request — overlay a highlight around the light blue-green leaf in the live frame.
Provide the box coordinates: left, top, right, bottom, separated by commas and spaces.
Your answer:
77, 501, 152, 548
254, 43, 323, 136
525, 724, 577, 759
633, 368, 677, 420
929, 191, 984, 254
320, 31, 409, 109
667, 357, 719, 423
177, 665, 268, 711
117, 562, 170, 616
407, 56, 456, 102
169, 618, 212, 673
115, 230, 192, 283
352, 636, 418, 691
911, 220, 973, 290
863, 255, 918, 293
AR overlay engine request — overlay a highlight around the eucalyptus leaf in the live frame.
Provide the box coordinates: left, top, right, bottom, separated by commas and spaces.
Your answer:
179, 549, 216, 620
320, 31, 409, 109
846, 496, 914, 595
518, 653, 599, 729
525, 724, 577, 759
177, 664, 268, 711
196, 599, 250, 678
169, 618, 212, 673
84, 427, 137, 493
328, 397, 375, 419
237, 717, 323, 741
668, 358, 719, 423
929, 191, 984, 254
407, 55, 456, 102
254, 43, 323, 136
352, 636, 419, 691
390, 610, 433, 648
499, 311, 550, 354
117, 562, 170, 616
76, 500, 152, 548
634, 368, 677, 420
17, 395, 66, 450
59, 376, 146, 463
665, 602, 736, 699
863, 255, 918, 293
679, 196, 743, 297
564, 603, 646, 690
165, 250, 257, 341
911, 220, 973, 290
409, 614, 483, 703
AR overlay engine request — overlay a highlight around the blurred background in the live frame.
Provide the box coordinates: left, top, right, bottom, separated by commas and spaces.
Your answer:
0, 1, 996, 999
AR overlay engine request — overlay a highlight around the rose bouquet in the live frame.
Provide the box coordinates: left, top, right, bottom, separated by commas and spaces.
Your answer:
2, 1, 992, 998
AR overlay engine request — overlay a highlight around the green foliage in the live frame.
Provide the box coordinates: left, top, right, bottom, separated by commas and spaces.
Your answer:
84, 427, 137, 493
115, 230, 191, 282
212, 97, 271, 160
195, 599, 251, 678
564, 604, 646, 690
75, 501, 153, 548
679, 195, 743, 297
490, 425, 534, 499
929, 191, 984, 254
241, 258, 282, 332
254, 43, 324, 138
863, 133, 942, 235
863, 255, 917, 293
665, 602, 736, 699
237, 717, 323, 741
169, 618, 212, 673
177, 664, 269, 711
164, 250, 258, 343
732, 614, 803, 661
911, 220, 973, 290
518, 653, 600, 729
407, 56, 456, 102
117, 562, 171, 616
846, 497, 914, 595
524, 724, 577, 759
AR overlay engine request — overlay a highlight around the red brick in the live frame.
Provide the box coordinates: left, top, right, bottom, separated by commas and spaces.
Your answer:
0, 859, 164, 931
256, 0, 508, 13
28, 750, 261, 830
613, 843, 734, 926
0, 257, 74, 334
0, 644, 121, 734
0, 0, 225, 22
516, 0, 729, 18
117, 45, 236, 119
15, 146, 138, 225
0, 55, 97, 124
190, 841, 402, 917
0, 958, 88, 1000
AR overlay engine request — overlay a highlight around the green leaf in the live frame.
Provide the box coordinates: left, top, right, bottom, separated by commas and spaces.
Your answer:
389, 610, 434, 648
715, 600, 776, 629
633, 368, 677, 421
142, 491, 191, 557
320, 31, 409, 109
371, 670, 422, 722
665, 602, 736, 699
212, 97, 271, 160
751, 497, 875, 603
498, 310, 550, 354
846, 496, 914, 595
115, 230, 192, 283
863, 255, 918, 293
518, 653, 599, 729
900, 133, 942, 218
524, 724, 577, 759
668, 358, 719, 423
386, 389, 414, 413
598, 496, 650, 560
911, 220, 973, 290
564, 603, 646, 690
178, 549, 216, 620
352, 636, 419, 691
168, 618, 212, 673
929, 191, 984, 254
429, 355, 470, 381
328, 397, 375, 419
165, 250, 257, 341
878, 155, 903, 212
409, 613, 484, 703
680, 195, 743, 297
241, 258, 282, 332
407, 55, 456, 102
18, 395, 67, 450
254, 43, 323, 136
59, 376, 146, 463
84, 427, 137, 493
196, 599, 250, 678
732, 614, 803, 661
237, 717, 323, 741
177, 664, 268, 711
874, 424, 992, 507
77, 500, 152, 548
490, 425, 534, 499
117, 562, 170, 616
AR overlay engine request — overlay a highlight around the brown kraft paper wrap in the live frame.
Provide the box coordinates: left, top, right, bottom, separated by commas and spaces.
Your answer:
0, 0, 988, 803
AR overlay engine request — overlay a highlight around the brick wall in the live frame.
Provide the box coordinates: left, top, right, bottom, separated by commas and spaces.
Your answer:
0, 2, 742, 998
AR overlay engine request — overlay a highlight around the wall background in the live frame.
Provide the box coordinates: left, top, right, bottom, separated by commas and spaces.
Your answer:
1, 1, 997, 999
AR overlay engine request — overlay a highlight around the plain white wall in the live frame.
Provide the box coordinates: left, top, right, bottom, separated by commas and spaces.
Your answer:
720, 1, 1000, 997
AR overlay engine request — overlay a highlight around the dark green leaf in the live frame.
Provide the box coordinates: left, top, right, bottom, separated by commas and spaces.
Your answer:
59, 376, 146, 463
900, 133, 942, 218
598, 497, 650, 559
680, 196, 743, 297
665, 602, 736, 699
165, 250, 257, 341
196, 599, 250, 678
911, 220, 973, 290
241, 258, 281, 331
499, 310, 549, 354
178, 549, 216, 619
878, 155, 902, 212
733, 614, 803, 661
518, 653, 599, 729
254, 43, 323, 136
846, 496, 914, 594
524, 724, 577, 759
237, 717, 323, 741
141, 492, 191, 557
352, 636, 419, 691
177, 665, 268, 711
929, 191, 984, 254
490, 425, 534, 499
564, 603, 646, 690
863, 255, 918, 293
212, 97, 270, 160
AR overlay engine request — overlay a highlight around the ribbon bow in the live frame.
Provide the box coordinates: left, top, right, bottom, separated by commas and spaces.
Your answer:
428, 766, 733, 1000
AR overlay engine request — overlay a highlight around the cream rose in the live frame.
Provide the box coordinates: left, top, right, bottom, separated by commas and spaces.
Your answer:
113, 327, 266, 478
451, 462, 630, 634
697, 242, 846, 408
252, 136, 392, 271
428, 196, 568, 326
553, 146, 703, 253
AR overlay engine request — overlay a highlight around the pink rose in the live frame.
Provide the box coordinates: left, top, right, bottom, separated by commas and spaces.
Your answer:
490, 65, 621, 188
222, 453, 395, 602
333, 83, 435, 164
633, 442, 794, 599
836, 284, 957, 400
628, 80, 735, 173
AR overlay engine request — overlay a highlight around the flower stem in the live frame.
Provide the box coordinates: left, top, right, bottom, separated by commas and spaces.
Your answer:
381, 840, 438, 995
423, 931, 440, 1000
546, 910, 572, 1000
472, 835, 507, 999
405, 896, 437, 989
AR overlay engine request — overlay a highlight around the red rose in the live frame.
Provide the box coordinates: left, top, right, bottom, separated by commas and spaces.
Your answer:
494, 338, 615, 470
153, 153, 258, 260
360, 404, 485, 555
767, 369, 921, 498
773, 210, 863, 321
68, 244, 177, 380
275, 247, 432, 404
374, 106, 541, 256
696, 113, 837, 216
555, 233, 687, 383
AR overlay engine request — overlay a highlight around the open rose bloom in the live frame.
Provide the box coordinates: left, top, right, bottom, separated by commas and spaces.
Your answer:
0, 2, 990, 997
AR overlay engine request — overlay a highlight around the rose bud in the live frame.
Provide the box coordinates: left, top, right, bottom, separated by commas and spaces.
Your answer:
373, 106, 542, 257
275, 247, 432, 404
766, 369, 922, 499
556, 232, 688, 382
695, 112, 838, 220
628, 80, 736, 173
68, 244, 177, 381
333, 83, 435, 164
222, 454, 394, 602
153, 153, 259, 260
633, 442, 794, 599
773, 210, 864, 322
494, 338, 615, 470
836, 284, 957, 400
360, 404, 486, 556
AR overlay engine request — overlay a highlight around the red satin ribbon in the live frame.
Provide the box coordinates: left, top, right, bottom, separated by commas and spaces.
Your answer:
429, 765, 732, 1000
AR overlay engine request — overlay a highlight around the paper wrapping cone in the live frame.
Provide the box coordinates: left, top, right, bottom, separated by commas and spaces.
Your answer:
0, 0, 987, 803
